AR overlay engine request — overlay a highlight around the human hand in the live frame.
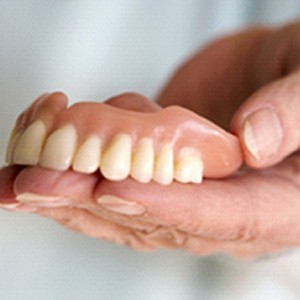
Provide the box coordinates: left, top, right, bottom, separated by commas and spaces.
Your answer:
2, 21, 300, 258
0, 92, 245, 256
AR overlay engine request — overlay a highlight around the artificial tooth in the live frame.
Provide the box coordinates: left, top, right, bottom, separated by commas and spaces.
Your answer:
73, 135, 102, 173
100, 134, 132, 181
12, 120, 47, 165
131, 138, 154, 183
5, 127, 22, 165
174, 148, 203, 183
40, 124, 77, 171
153, 143, 174, 185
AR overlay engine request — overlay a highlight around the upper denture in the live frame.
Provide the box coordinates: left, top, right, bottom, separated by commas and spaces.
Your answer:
58, 103, 242, 177
6, 96, 243, 185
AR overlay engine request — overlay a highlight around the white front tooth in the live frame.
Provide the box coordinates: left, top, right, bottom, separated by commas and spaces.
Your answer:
100, 134, 132, 181
174, 148, 203, 183
40, 124, 77, 171
73, 135, 102, 173
12, 120, 47, 165
5, 127, 22, 165
131, 138, 154, 183
153, 143, 174, 185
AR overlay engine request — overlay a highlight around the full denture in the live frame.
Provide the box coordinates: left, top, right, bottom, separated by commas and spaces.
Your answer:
5, 93, 243, 185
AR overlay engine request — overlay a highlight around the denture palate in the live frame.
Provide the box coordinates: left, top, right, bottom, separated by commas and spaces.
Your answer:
6, 100, 242, 185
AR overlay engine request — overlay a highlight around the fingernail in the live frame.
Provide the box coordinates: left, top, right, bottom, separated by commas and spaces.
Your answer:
0, 202, 37, 212
16, 193, 71, 207
29, 92, 50, 122
243, 108, 283, 160
97, 195, 146, 216
0, 202, 21, 210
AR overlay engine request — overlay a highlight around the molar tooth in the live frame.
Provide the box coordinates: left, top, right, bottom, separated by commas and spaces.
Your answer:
40, 124, 77, 171
174, 147, 203, 183
153, 143, 174, 185
131, 138, 154, 183
100, 134, 132, 181
12, 120, 47, 165
73, 135, 102, 173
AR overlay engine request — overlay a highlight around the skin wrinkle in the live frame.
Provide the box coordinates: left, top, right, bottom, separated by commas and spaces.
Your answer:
87, 204, 158, 233
92, 162, 300, 251
91, 191, 253, 247
36, 206, 148, 249
175, 179, 254, 242
138, 225, 188, 247
32, 190, 299, 257
244, 171, 300, 244
85, 204, 188, 250
88, 191, 192, 245
229, 179, 261, 243
266, 175, 300, 244
90, 187, 200, 249
134, 227, 177, 249
93, 180, 258, 246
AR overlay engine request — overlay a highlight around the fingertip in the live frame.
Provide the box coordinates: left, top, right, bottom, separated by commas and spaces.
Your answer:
232, 106, 284, 168
104, 92, 161, 112
45, 91, 69, 109
0, 166, 22, 204
13, 167, 99, 204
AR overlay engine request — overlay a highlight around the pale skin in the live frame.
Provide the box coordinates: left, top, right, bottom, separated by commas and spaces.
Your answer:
1, 22, 300, 258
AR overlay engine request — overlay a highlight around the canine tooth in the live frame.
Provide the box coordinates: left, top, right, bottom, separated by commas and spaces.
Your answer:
153, 143, 174, 185
5, 127, 22, 165
174, 148, 203, 183
40, 124, 77, 171
73, 135, 102, 173
100, 134, 132, 180
12, 120, 47, 165
131, 138, 154, 183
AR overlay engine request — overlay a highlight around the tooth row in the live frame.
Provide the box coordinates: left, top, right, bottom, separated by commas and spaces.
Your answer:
7, 121, 203, 185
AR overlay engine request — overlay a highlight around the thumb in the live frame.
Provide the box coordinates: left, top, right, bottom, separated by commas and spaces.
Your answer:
231, 71, 300, 168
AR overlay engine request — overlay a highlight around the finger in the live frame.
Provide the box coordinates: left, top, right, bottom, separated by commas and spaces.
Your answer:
231, 70, 300, 168
0, 166, 38, 212
14, 167, 99, 208
34, 205, 216, 253
10, 159, 252, 244
0, 166, 23, 204
95, 177, 251, 240
230, 24, 300, 168
37, 204, 285, 257
94, 156, 300, 247
231, 18, 300, 168
10, 166, 194, 250
104, 92, 162, 112
11, 164, 296, 256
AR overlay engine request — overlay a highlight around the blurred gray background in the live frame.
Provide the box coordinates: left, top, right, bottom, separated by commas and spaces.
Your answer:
1, 1, 300, 299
